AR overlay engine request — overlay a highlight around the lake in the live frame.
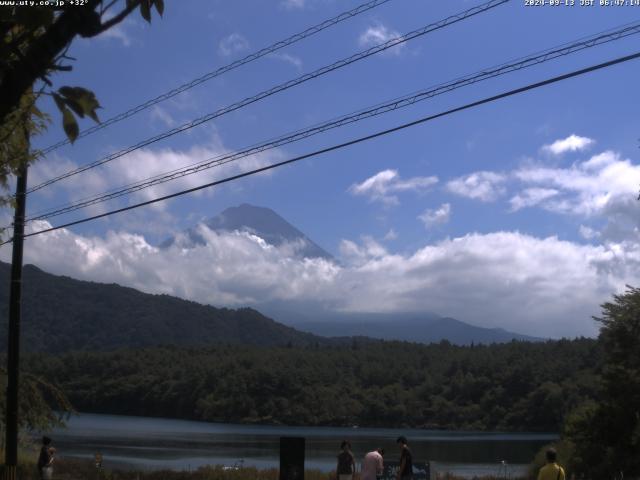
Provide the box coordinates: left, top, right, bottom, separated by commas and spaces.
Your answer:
45, 413, 556, 479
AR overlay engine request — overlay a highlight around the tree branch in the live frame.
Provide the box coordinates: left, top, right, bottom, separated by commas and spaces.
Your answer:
93, 0, 140, 35
0, 0, 140, 125
101, 0, 121, 16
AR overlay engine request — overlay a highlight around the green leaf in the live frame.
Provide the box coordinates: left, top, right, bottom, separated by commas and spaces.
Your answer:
140, 0, 151, 23
58, 86, 101, 124
154, 0, 164, 17
57, 86, 74, 97
86, 107, 100, 123
64, 97, 85, 119
62, 108, 79, 143
52, 93, 65, 113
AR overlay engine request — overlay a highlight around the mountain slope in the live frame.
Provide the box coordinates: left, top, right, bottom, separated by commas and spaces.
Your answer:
161, 203, 333, 260
0, 262, 328, 353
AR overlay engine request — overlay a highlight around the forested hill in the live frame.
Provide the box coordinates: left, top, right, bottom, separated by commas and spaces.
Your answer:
0, 262, 329, 352
27, 338, 602, 432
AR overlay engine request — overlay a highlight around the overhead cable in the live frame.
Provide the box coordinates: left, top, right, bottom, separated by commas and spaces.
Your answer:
38, 0, 394, 155
27, 0, 510, 194
5, 49, 638, 246
25, 21, 640, 223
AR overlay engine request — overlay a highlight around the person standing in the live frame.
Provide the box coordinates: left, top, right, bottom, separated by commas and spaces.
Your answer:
396, 436, 413, 480
37, 436, 55, 480
537, 448, 566, 480
361, 448, 384, 480
336, 440, 356, 480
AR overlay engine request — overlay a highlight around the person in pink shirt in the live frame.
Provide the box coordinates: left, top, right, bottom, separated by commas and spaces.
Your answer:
361, 448, 384, 480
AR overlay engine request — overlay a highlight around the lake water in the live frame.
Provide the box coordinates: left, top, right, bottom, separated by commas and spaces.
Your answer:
45, 413, 556, 479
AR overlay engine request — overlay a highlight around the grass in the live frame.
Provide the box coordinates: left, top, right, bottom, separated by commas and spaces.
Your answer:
0, 451, 527, 480
0, 459, 531, 480
2, 459, 333, 480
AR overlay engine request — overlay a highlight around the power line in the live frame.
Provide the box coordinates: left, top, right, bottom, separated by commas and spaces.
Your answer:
6, 49, 638, 246
38, 0, 394, 156
27, 0, 510, 194
24, 21, 640, 223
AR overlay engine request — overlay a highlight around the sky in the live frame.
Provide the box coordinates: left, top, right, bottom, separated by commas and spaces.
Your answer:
2, 0, 640, 338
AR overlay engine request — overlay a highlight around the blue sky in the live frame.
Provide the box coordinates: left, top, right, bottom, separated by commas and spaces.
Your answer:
2, 0, 640, 337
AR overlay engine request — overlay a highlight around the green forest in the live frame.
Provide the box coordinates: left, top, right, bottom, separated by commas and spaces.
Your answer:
10, 285, 640, 478
25, 338, 600, 432
0, 275, 635, 478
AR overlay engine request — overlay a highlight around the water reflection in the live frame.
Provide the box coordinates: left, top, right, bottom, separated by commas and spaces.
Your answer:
45, 413, 555, 478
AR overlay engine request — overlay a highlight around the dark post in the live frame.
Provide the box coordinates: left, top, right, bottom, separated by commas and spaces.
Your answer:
279, 437, 305, 480
4, 135, 28, 480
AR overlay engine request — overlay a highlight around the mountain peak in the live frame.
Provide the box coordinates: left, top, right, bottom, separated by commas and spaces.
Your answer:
162, 204, 333, 260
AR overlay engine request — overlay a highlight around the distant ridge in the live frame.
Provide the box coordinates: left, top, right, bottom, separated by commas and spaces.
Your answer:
259, 307, 542, 344
293, 317, 541, 345
161, 203, 333, 260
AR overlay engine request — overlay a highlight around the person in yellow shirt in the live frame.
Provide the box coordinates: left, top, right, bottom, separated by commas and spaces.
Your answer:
537, 448, 565, 480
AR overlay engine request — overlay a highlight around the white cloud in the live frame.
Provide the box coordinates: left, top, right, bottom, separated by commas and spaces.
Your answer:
442, 147, 640, 243
384, 229, 398, 241
349, 170, 438, 206
269, 52, 303, 70
579, 225, 600, 240
508, 149, 640, 244
149, 106, 175, 128
358, 23, 405, 55
97, 24, 132, 46
446, 171, 506, 202
5, 223, 637, 338
26, 137, 284, 223
335, 232, 638, 338
509, 188, 559, 211
514, 151, 640, 217
29, 154, 110, 202
339, 236, 388, 266
3, 221, 340, 306
581, 151, 618, 171
94, 14, 136, 47
419, 203, 451, 228
281, 0, 305, 9
112, 143, 282, 204
542, 134, 594, 155
598, 196, 640, 243
218, 33, 249, 57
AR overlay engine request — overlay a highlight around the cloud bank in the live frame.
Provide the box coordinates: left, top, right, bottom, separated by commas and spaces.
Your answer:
9, 135, 639, 340
3, 218, 636, 338
27, 135, 284, 222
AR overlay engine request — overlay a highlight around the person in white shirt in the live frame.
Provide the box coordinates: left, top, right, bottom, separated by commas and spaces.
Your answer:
361, 448, 384, 480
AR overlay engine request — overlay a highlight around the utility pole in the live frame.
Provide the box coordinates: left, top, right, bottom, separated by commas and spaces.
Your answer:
4, 126, 29, 480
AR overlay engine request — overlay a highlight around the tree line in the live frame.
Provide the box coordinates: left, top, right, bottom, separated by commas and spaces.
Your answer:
25, 338, 601, 432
